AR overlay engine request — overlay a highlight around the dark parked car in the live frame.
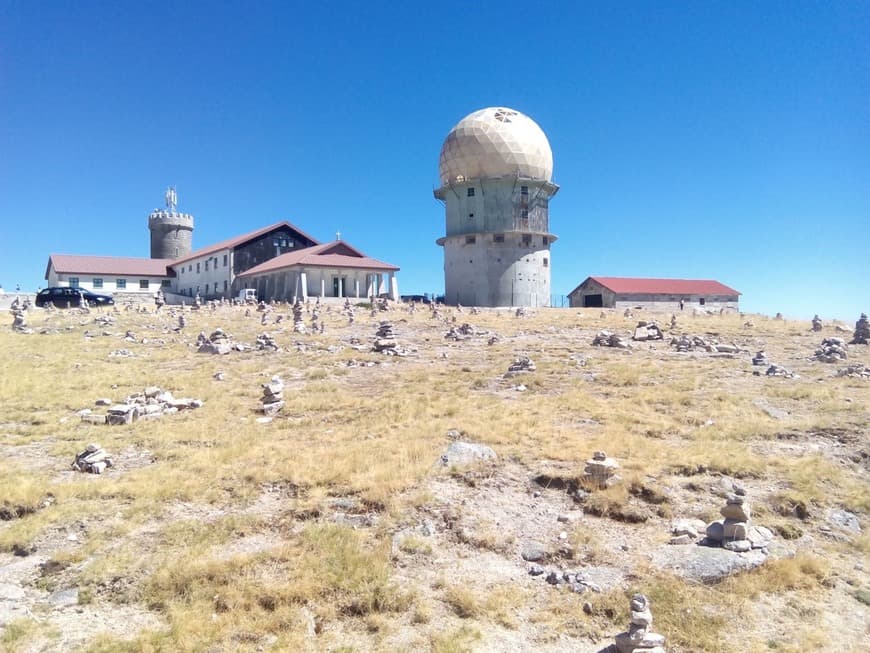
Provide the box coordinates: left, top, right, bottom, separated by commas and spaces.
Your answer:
36, 287, 115, 308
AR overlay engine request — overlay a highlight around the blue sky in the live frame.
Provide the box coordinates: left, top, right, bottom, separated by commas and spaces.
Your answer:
1, 1, 867, 319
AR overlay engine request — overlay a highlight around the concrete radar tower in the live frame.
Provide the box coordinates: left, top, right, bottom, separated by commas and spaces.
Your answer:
148, 187, 194, 259
435, 107, 558, 307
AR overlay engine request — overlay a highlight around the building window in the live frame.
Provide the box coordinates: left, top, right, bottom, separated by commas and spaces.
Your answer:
205, 260, 209, 271
494, 234, 505, 243
521, 209, 529, 220
467, 187, 475, 197
139, 280, 150, 289
92, 278, 103, 289
69, 277, 80, 288
224, 280, 228, 291
116, 279, 126, 289
522, 234, 532, 246
699, 297, 706, 305
161, 280, 171, 288
465, 236, 476, 244
223, 254, 228, 267
196, 263, 200, 273
543, 257, 549, 267
520, 185, 528, 196
542, 237, 549, 246
188, 265, 192, 272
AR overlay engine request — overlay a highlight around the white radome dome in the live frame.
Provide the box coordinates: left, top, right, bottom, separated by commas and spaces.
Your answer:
439, 107, 553, 185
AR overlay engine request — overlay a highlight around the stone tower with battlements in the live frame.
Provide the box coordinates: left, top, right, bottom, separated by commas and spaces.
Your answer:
148, 187, 194, 259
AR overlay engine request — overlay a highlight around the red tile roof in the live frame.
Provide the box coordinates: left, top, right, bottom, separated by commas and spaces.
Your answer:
169, 221, 319, 266
46, 254, 174, 279
582, 277, 740, 296
238, 241, 399, 277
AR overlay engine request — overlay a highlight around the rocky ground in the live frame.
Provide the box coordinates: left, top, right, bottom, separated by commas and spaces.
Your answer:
0, 300, 867, 652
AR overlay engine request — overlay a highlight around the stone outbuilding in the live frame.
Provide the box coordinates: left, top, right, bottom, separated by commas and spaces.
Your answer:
568, 276, 740, 312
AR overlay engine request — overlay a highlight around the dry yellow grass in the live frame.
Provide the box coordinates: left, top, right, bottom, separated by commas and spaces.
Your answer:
0, 304, 867, 650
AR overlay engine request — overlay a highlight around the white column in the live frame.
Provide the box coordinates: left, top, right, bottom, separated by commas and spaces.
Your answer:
354, 276, 360, 298
300, 270, 308, 301
390, 273, 399, 301
338, 275, 343, 298
365, 274, 374, 298
320, 271, 325, 298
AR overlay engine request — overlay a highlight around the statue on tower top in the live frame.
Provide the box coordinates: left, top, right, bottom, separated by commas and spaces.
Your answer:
165, 187, 178, 212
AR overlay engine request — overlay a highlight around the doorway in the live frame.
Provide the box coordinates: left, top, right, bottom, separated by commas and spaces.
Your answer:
583, 294, 603, 308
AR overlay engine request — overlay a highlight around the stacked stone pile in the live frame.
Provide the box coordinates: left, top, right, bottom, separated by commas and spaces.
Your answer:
670, 334, 742, 354
752, 350, 768, 366
293, 300, 306, 333
583, 451, 621, 489
515, 307, 528, 317
704, 493, 773, 552
445, 323, 488, 341
80, 386, 203, 425
850, 313, 869, 345
71, 443, 113, 474
812, 315, 823, 332
197, 328, 234, 355
377, 298, 390, 312
11, 309, 33, 334
614, 594, 666, 653
260, 376, 285, 416
765, 364, 797, 378
94, 314, 115, 327
256, 332, 278, 351
373, 321, 405, 355
813, 337, 848, 363
505, 356, 536, 375
837, 364, 870, 379
632, 321, 664, 341
177, 314, 187, 330
592, 330, 630, 348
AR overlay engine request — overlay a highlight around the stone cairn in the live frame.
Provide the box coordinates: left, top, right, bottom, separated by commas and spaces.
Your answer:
671, 334, 740, 354
373, 321, 401, 354
293, 300, 306, 334
752, 350, 768, 366
838, 364, 870, 379
813, 337, 847, 363
11, 308, 33, 334
71, 443, 113, 474
613, 594, 666, 653
812, 315, 823, 332
197, 328, 233, 355
592, 330, 630, 348
445, 323, 487, 341
850, 313, 869, 345
515, 307, 528, 318
256, 332, 278, 351
177, 314, 187, 330
80, 386, 203, 425
505, 356, 536, 375
765, 364, 797, 378
260, 376, 285, 416
583, 451, 621, 489
704, 493, 773, 552
632, 321, 664, 341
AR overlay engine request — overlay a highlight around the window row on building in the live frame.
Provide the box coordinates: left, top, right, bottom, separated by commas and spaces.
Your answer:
463, 234, 550, 246
67, 277, 170, 290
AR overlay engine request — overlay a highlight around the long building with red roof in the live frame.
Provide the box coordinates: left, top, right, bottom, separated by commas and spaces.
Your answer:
568, 276, 740, 312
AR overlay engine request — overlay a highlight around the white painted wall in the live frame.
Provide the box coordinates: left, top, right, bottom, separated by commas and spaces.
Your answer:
170, 248, 232, 299
47, 269, 169, 294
